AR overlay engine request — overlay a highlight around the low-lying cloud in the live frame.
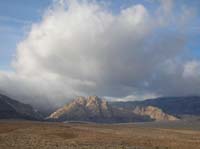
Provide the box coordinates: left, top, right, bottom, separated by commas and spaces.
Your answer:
0, 0, 199, 109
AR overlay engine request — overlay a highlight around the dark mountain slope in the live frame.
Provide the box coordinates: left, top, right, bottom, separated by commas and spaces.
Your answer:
0, 94, 42, 120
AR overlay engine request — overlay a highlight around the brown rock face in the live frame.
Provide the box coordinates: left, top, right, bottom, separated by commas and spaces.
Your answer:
86, 96, 113, 118
133, 106, 178, 121
48, 96, 178, 123
47, 96, 113, 122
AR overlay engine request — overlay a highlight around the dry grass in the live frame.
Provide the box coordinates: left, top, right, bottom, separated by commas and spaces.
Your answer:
0, 120, 199, 149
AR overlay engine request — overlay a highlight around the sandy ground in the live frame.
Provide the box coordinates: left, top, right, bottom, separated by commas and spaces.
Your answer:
0, 120, 199, 149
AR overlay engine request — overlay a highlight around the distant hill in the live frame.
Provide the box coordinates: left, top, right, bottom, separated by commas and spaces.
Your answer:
47, 96, 178, 123
112, 96, 200, 117
0, 94, 42, 120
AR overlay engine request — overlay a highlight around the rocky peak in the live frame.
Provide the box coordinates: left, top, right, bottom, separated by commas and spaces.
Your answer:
47, 96, 113, 121
86, 96, 112, 117
88, 96, 99, 101
73, 96, 86, 105
86, 96, 101, 107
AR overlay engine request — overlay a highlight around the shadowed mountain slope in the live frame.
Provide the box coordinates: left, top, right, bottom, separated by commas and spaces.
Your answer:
0, 94, 42, 120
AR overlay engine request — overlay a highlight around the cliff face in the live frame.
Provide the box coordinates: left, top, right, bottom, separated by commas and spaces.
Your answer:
47, 96, 114, 122
48, 96, 178, 123
133, 106, 178, 121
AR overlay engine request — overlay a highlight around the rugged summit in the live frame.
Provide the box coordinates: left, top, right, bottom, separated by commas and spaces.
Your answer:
0, 94, 42, 120
48, 96, 178, 122
48, 96, 114, 122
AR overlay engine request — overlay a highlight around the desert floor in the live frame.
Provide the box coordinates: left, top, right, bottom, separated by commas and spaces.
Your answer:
0, 120, 199, 149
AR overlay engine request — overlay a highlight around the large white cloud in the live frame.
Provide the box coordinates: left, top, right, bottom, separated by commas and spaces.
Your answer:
0, 0, 198, 109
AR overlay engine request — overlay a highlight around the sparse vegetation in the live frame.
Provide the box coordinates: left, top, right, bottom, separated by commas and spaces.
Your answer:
0, 120, 199, 149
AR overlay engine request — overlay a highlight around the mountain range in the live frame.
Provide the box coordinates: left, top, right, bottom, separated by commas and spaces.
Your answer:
112, 96, 200, 118
0, 94, 200, 123
47, 96, 178, 122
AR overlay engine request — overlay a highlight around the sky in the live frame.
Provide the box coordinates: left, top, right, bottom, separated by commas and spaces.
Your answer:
0, 0, 52, 70
0, 0, 200, 109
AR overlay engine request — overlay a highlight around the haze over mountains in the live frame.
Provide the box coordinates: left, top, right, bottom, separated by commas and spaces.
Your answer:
0, 94, 42, 120
0, 93, 200, 123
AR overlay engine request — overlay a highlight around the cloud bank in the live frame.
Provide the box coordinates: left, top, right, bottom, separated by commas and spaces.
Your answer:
0, 0, 198, 108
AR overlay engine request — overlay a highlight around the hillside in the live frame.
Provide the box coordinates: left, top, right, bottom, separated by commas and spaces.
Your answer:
0, 94, 42, 120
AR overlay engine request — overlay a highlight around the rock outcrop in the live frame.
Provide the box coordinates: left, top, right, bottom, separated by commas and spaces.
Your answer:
48, 96, 178, 122
133, 106, 178, 121
48, 96, 114, 122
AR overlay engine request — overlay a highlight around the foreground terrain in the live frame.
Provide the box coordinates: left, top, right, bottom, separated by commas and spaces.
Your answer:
0, 121, 199, 149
